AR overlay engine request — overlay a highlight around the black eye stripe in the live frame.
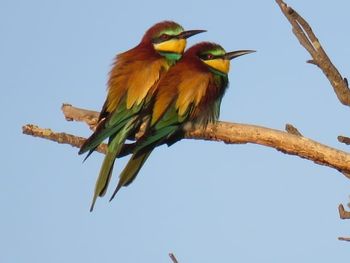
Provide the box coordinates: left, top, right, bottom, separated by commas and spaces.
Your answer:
153, 34, 174, 43
199, 54, 223, 60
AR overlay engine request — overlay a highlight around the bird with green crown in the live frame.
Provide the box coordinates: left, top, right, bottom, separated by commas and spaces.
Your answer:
79, 21, 205, 211
109, 42, 255, 201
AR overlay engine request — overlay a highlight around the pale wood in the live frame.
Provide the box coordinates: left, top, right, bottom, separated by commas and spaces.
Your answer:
276, 0, 350, 106
22, 104, 350, 180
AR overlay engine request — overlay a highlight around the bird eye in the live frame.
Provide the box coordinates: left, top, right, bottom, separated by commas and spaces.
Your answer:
160, 34, 169, 40
199, 53, 216, 60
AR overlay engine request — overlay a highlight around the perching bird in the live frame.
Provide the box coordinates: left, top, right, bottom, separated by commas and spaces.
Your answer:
79, 21, 205, 211
109, 42, 255, 201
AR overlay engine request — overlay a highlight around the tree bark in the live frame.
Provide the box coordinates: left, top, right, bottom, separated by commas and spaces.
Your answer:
23, 104, 350, 180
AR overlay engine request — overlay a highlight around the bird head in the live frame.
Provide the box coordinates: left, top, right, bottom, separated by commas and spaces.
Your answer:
141, 21, 205, 61
188, 42, 255, 75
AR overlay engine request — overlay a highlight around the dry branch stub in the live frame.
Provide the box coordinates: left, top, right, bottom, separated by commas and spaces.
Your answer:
276, 0, 350, 106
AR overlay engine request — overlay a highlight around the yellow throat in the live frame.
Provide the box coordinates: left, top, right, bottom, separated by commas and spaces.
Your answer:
154, 38, 186, 54
203, 58, 230, 74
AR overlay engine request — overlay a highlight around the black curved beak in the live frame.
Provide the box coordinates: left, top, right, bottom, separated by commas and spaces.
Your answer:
225, 50, 256, 60
179, 29, 206, 39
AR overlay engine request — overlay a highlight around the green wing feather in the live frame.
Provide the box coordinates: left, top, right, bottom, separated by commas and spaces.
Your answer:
79, 102, 142, 157
108, 123, 178, 202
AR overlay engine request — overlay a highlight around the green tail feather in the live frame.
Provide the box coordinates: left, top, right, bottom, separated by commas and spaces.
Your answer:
90, 151, 116, 212
89, 119, 136, 211
109, 150, 152, 201
134, 125, 178, 154
108, 125, 178, 202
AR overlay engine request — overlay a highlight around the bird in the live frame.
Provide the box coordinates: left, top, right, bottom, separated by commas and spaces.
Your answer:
109, 42, 255, 201
78, 21, 205, 211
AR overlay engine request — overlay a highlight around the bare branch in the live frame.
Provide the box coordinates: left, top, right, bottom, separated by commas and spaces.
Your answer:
22, 104, 350, 179
338, 136, 350, 146
339, 204, 350, 220
337, 204, 350, 241
61, 103, 99, 130
63, 103, 98, 122
186, 122, 350, 179
276, 0, 350, 106
22, 124, 107, 154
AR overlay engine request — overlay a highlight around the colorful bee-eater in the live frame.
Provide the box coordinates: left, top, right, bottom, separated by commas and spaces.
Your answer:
110, 42, 255, 201
79, 21, 205, 211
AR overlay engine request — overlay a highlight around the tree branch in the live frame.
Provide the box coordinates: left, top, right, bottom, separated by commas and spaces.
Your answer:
338, 204, 350, 241
22, 123, 107, 154
338, 237, 350, 242
339, 204, 350, 220
22, 104, 350, 180
275, 0, 350, 241
338, 136, 350, 146
276, 0, 350, 106
61, 103, 98, 130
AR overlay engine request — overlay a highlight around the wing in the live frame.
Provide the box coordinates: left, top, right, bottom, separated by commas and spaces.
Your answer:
106, 51, 169, 112
134, 62, 212, 153
79, 47, 168, 156
151, 62, 211, 126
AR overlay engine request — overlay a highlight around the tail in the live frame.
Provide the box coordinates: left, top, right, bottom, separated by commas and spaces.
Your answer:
109, 150, 152, 201
90, 150, 117, 211
89, 121, 135, 211
108, 126, 179, 201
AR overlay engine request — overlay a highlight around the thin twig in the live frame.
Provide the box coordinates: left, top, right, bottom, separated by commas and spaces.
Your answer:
338, 136, 350, 145
337, 204, 350, 242
338, 204, 350, 219
276, 0, 350, 106
22, 124, 107, 154
285, 123, 302, 136
169, 253, 179, 263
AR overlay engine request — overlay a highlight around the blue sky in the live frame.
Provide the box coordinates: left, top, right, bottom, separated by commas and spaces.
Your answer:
1, 0, 350, 262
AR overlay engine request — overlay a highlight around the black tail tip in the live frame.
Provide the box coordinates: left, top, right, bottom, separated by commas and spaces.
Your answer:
109, 195, 116, 202
109, 186, 122, 202
89, 202, 95, 212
